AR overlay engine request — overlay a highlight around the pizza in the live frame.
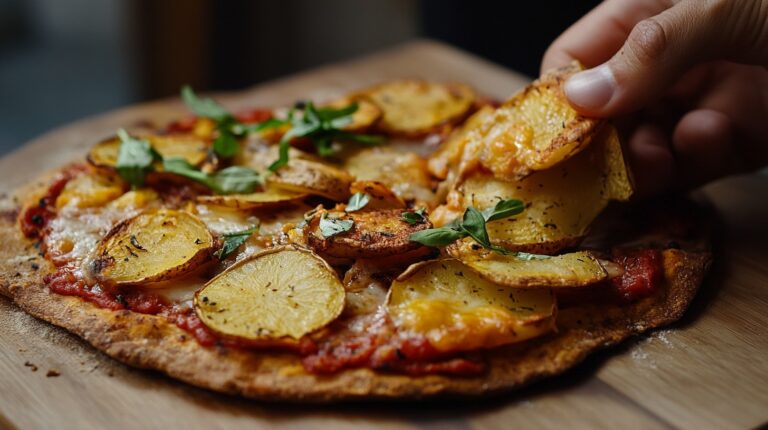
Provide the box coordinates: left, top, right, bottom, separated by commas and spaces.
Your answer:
0, 63, 711, 401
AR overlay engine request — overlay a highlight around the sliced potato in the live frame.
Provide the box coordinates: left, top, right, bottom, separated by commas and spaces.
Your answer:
197, 187, 307, 210
349, 180, 405, 210
448, 243, 607, 288
459, 62, 602, 181
55, 171, 124, 209
358, 80, 475, 137
427, 105, 495, 180
194, 246, 345, 340
91, 209, 214, 285
306, 209, 430, 258
387, 259, 556, 353
453, 124, 632, 253
108, 189, 160, 210
323, 97, 381, 132
343, 147, 436, 206
267, 158, 353, 201
88, 134, 209, 169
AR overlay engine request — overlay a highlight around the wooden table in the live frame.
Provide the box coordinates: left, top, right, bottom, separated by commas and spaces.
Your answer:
1, 40, 766, 430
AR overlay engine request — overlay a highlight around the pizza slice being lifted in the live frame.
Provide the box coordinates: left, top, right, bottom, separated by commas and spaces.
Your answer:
0, 63, 710, 400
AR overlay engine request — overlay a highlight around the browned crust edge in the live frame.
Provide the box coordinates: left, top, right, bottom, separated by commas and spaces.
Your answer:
0, 185, 710, 402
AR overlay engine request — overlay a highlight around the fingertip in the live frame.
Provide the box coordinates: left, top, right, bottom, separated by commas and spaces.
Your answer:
563, 65, 618, 117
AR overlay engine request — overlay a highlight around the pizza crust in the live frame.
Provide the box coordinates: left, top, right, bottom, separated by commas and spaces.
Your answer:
0, 185, 710, 401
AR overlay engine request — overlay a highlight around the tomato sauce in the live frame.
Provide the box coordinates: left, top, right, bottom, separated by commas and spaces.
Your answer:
610, 248, 663, 302
20, 165, 84, 238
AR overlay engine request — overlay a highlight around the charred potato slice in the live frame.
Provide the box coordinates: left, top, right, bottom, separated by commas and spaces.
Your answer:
456, 124, 632, 254
88, 134, 209, 169
306, 209, 431, 258
92, 209, 214, 285
461, 62, 602, 181
323, 97, 381, 132
267, 158, 353, 201
448, 243, 606, 288
359, 80, 475, 137
197, 187, 307, 210
387, 259, 556, 353
349, 180, 405, 210
194, 246, 345, 340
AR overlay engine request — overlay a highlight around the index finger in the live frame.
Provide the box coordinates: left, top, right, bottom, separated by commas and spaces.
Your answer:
541, 0, 675, 72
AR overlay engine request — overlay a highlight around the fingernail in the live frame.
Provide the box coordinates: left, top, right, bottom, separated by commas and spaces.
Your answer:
564, 65, 617, 111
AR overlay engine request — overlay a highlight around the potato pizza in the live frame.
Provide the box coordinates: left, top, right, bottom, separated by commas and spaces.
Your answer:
0, 63, 710, 401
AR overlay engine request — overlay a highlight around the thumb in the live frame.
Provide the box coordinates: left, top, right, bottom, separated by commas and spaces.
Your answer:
563, 0, 768, 117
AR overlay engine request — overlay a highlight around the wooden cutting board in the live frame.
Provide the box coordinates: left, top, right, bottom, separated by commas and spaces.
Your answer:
0, 40, 766, 430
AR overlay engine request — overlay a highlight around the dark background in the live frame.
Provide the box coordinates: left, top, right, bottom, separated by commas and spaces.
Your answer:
0, 0, 599, 155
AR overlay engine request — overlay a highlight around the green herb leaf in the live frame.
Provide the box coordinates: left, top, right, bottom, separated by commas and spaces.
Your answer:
163, 157, 262, 194
408, 201, 526, 253
408, 226, 466, 247
319, 213, 354, 238
401, 208, 427, 224
345, 192, 370, 212
268, 101, 383, 171
482, 199, 525, 222
214, 225, 259, 259
232, 118, 289, 135
212, 129, 240, 159
181, 86, 231, 122
115, 129, 160, 188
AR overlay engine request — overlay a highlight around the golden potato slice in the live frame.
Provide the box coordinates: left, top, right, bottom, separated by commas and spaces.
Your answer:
454, 124, 632, 254
458, 63, 602, 181
55, 171, 124, 209
197, 187, 307, 210
267, 158, 353, 201
88, 134, 209, 169
348, 180, 405, 210
194, 246, 345, 340
322, 97, 382, 132
359, 80, 475, 137
343, 147, 436, 206
427, 105, 495, 180
448, 243, 606, 288
306, 209, 431, 258
92, 209, 215, 285
387, 259, 556, 353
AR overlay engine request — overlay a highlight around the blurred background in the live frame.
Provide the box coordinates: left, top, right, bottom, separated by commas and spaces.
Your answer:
0, 0, 599, 155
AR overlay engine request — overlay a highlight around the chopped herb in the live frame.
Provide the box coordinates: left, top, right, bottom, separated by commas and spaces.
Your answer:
513, 252, 551, 261
129, 235, 147, 251
408, 199, 524, 254
401, 208, 427, 224
345, 192, 370, 212
162, 157, 262, 194
115, 129, 160, 187
214, 225, 259, 259
318, 213, 354, 238
268, 102, 384, 172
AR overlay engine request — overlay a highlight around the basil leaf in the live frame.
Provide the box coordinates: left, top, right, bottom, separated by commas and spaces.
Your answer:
460, 207, 492, 247
116, 129, 160, 187
268, 101, 383, 170
482, 199, 525, 222
401, 208, 426, 224
214, 225, 259, 259
213, 130, 240, 159
319, 214, 354, 238
408, 227, 466, 247
162, 157, 261, 194
181, 86, 231, 122
345, 192, 370, 212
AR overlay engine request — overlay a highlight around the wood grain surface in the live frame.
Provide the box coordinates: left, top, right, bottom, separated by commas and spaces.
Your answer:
0, 40, 766, 430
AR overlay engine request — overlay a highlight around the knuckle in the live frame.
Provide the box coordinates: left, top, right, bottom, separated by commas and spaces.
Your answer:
626, 18, 670, 63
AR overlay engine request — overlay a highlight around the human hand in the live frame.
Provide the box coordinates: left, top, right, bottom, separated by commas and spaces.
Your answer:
542, 0, 768, 197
